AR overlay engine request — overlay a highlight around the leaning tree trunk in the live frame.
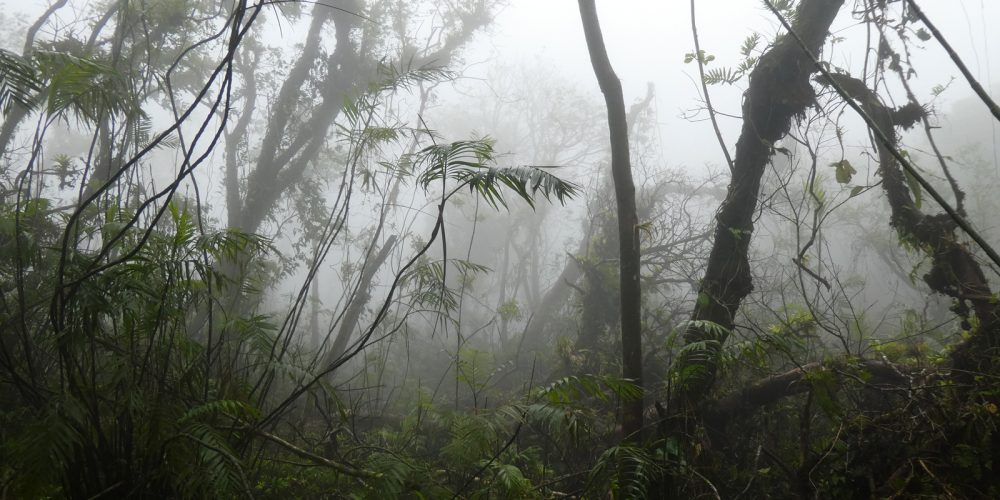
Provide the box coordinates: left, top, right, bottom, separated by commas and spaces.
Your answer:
818, 72, 999, 373
578, 0, 643, 441
322, 234, 397, 368
672, 0, 844, 408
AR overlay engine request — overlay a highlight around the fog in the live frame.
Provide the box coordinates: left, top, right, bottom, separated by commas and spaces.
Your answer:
2, 0, 1000, 497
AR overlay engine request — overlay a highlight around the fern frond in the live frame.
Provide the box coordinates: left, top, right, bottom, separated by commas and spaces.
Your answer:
703, 67, 742, 86
179, 422, 252, 497
489, 463, 532, 498
740, 32, 762, 57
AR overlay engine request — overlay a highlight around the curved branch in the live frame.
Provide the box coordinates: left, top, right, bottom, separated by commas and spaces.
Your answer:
240, 426, 378, 479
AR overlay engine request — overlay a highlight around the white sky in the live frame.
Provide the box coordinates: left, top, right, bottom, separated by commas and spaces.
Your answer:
476, 0, 1000, 169
2, 0, 997, 171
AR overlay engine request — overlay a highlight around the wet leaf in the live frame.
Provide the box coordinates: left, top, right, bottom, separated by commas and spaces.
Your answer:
830, 159, 856, 184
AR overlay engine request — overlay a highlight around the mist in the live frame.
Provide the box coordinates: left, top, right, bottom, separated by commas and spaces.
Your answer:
1, 0, 999, 497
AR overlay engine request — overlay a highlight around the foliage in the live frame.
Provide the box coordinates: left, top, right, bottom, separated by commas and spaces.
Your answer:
0, 49, 39, 113
3, 0, 1000, 498
416, 139, 581, 209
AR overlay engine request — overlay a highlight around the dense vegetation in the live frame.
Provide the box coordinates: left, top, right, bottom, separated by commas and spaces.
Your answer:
2, 0, 1000, 498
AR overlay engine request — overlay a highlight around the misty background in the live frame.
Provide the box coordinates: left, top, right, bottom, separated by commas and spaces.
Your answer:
2, 0, 1000, 497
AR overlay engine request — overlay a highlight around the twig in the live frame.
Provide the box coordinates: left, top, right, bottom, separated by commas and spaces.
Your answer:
761, 0, 1000, 272
792, 257, 832, 290
690, 0, 734, 173
242, 426, 379, 480
905, 0, 1000, 123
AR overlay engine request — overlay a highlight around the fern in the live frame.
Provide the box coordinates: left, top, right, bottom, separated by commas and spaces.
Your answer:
441, 413, 501, 466
178, 422, 252, 498
11, 398, 88, 493
489, 463, 532, 499
588, 445, 663, 498
740, 33, 762, 57
229, 314, 279, 355
363, 453, 413, 498
703, 67, 741, 85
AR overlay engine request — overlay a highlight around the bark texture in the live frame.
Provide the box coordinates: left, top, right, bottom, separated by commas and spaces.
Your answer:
674, 0, 844, 405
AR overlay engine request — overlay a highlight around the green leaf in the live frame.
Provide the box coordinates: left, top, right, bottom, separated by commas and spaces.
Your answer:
33, 50, 139, 123
696, 292, 710, 308
830, 159, 856, 184
850, 185, 865, 197
684, 49, 715, 65
415, 139, 580, 210
903, 168, 922, 208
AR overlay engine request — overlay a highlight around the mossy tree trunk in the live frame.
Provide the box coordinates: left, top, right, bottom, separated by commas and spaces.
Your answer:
672, 0, 845, 408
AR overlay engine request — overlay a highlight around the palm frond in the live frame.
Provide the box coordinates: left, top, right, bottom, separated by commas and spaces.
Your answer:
179, 422, 252, 497
373, 60, 456, 94
416, 139, 580, 209
589, 445, 663, 498
537, 374, 643, 404
33, 50, 138, 123
0, 48, 41, 113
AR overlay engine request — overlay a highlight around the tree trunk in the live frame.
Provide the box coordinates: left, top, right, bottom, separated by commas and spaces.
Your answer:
515, 239, 586, 361
578, 0, 643, 441
321, 235, 397, 369
673, 0, 844, 407
819, 73, 999, 373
